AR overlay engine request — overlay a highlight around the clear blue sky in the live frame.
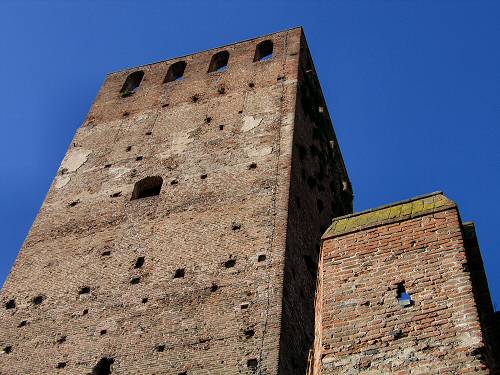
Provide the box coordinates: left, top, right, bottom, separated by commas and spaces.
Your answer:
1, 1, 499, 308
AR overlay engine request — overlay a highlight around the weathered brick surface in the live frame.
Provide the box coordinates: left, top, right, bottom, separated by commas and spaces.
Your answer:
313, 193, 495, 374
0, 28, 352, 374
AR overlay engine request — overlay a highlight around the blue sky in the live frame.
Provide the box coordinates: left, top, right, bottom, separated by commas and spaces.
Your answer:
1, 0, 499, 308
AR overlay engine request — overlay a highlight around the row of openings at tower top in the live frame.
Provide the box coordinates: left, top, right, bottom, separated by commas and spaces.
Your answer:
119, 40, 274, 97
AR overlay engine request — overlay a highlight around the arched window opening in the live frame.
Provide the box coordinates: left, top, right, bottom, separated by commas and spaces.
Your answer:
120, 71, 144, 97
164, 61, 187, 83
254, 40, 273, 62
131, 176, 163, 200
92, 357, 114, 375
208, 51, 229, 73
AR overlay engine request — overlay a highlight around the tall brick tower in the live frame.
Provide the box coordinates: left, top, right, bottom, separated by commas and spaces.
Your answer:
0, 28, 352, 374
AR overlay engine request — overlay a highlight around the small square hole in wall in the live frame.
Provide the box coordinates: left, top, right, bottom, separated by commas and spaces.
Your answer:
240, 303, 249, 310
82, 309, 89, 315
130, 276, 141, 285
110, 192, 122, 198
145, 131, 152, 135
141, 297, 148, 304
248, 163, 257, 170
32, 295, 45, 305
56, 362, 67, 369
100, 329, 107, 336
244, 328, 255, 339
126, 146, 132, 152
3, 345, 12, 354
78, 286, 91, 295
56, 335, 66, 344
69, 200, 80, 207
258, 255, 266, 262
210, 283, 218, 292
136, 156, 143, 161
392, 329, 407, 340
224, 259, 236, 268
174, 268, 185, 279
134, 256, 145, 269
18, 320, 28, 328
155, 344, 165, 352
205, 117, 212, 123
5, 299, 15, 310
219, 125, 224, 130
101, 250, 111, 257
104, 164, 112, 169
200, 174, 208, 180
247, 358, 258, 370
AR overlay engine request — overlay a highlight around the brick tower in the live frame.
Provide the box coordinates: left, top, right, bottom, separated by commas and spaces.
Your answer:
0, 28, 352, 374
311, 192, 499, 374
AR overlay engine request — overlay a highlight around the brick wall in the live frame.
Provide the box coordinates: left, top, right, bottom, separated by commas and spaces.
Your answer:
313, 193, 492, 374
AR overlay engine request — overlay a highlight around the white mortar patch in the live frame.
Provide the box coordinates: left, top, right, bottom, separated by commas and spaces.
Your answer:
242, 116, 262, 132
161, 131, 194, 157
60, 148, 91, 173
246, 146, 273, 158
109, 167, 131, 179
54, 176, 71, 189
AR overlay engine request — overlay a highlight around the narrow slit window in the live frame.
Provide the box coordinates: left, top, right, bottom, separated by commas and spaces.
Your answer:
120, 71, 144, 97
208, 51, 229, 73
254, 40, 273, 62
131, 176, 163, 200
164, 61, 187, 83
396, 282, 413, 307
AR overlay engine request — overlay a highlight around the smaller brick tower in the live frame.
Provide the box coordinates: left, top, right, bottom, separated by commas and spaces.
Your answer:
311, 192, 499, 374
